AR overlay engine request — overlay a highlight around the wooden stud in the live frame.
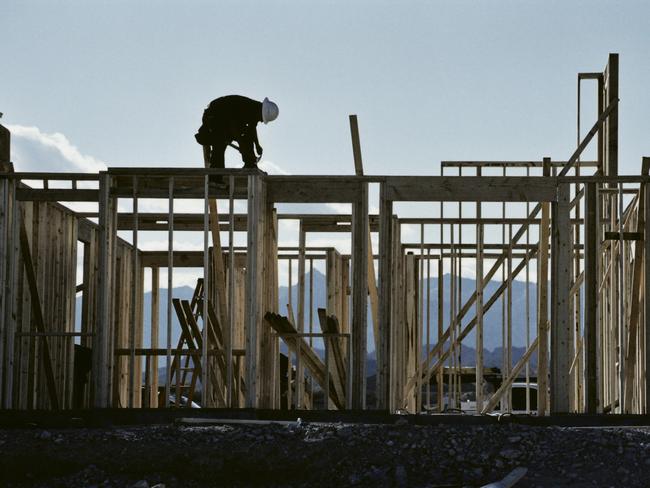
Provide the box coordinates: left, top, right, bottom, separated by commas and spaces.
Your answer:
165, 177, 174, 408
645, 170, 650, 412
605, 53, 619, 179
258, 203, 277, 408
551, 182, 572, 413
296, 222, 306, 408
202, 175, 210, 406
385, 177, 557, 203
227, 175, 235, 407
0, 176, 15, 408
351, 183, 369, 409
19, 218, 59, 408
128, 177, 138, 408
623, 162, 649, 412
584, 183, 599, 413
475, 185, 484, 412
537, 159, 551, 416
437, 254, 443, 412
377, 183, 393, 410
481, 337, 539, 413
244, 175, 265, 408
150, 266, 159, 407
93, 172, 113, 408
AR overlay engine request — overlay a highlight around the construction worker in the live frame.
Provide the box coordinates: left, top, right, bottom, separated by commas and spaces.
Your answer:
195, 95, 279, 185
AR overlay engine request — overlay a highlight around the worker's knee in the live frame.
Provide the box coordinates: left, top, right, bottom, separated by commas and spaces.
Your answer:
209, 146, 226, 169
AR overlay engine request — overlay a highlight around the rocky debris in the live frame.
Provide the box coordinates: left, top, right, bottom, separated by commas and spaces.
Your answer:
37, 430, 52, 441
1, 422, 650, 486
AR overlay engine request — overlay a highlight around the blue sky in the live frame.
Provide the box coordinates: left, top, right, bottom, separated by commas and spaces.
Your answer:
2, 0, 650, 176
2, 0, 650, 291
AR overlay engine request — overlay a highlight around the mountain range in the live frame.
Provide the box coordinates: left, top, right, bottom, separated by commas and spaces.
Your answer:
76, 271, 540, 371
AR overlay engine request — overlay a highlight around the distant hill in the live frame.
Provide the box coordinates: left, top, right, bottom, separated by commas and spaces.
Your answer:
76, 271, 540, 358
280, 270, 540, 352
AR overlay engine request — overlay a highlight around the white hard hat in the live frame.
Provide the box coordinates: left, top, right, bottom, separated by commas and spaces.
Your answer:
262, 97, 279, 124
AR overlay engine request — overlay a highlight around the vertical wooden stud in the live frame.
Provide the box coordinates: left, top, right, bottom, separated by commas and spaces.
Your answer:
584, 182, 599, 413
351, 182, 369, 409
551, 182, 572, 413
377, 183, 392, 410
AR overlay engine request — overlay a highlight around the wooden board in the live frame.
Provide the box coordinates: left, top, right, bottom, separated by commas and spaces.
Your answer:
265, 312, 344, 409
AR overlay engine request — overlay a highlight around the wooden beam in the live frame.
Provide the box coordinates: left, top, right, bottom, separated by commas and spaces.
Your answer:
182, 300, 228, 407
202, 150, 229, 337
645, 164, 650, 412
296, 222, 306, 408
623, 160, 649, 412
558, 96, 618, 178
403, 219, 544, 401
267, 177, 363, 203
441, 160, 599, 168
377, 183, 393, 410
348, 115, 378, 402
578, 72, 603, 80
128, 178, 138, 408
93, 172, 113, 408
481, 337, 539, 414
475, 187, 484, 412
265, 312, 344, 409
263, 206, 278, 408
385, 177, 557, 202
0, 123, 10, 167
150, 267, 160, 407
551, 183, 572, 413
603, 231, 642, 241
244, 175, 265, 408
115, 348, 245, 356
584, 182, 599, 413
16, 189, 98, 202
0, 175, 10, 407
624, 206, 645, 413
537, 159, 551, 416
349, 115, 364, 176
404, 247, 537, 401
351, 184, 369, 409
318, 309, 347, 403
18, 218, 59, 409
605, 53, 619, 178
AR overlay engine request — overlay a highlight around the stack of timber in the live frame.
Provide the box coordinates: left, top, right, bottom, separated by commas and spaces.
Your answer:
264, 312, 344, 409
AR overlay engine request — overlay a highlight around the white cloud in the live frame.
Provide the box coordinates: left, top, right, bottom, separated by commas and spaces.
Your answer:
7, 124, 107, 173
258, 159, 289, 175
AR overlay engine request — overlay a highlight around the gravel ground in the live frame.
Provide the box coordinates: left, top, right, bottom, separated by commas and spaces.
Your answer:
1, 420, 650, 487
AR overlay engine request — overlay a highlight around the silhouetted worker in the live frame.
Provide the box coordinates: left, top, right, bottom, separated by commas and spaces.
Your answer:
195, 95, 279, 185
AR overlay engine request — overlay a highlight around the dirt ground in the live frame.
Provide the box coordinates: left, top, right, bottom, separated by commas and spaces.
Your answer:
1, 420, 650, 487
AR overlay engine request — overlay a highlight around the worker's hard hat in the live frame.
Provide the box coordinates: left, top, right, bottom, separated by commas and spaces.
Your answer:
262, 97, 279, 124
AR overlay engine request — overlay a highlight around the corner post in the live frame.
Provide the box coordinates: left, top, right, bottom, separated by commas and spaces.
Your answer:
584, 182, 599, 413
245, 174, 266, 408
605, 53, 619, 179
93, 171, 114, 407
551, 181, 572, 413
0, 123, 15, 408
351, 181, 369, 409
378, 182, 393, 410
537, 158, 552, 415
644, 163, 650, 412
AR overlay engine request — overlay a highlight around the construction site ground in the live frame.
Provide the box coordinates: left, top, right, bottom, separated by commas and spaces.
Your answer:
1, 411, 650, 487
